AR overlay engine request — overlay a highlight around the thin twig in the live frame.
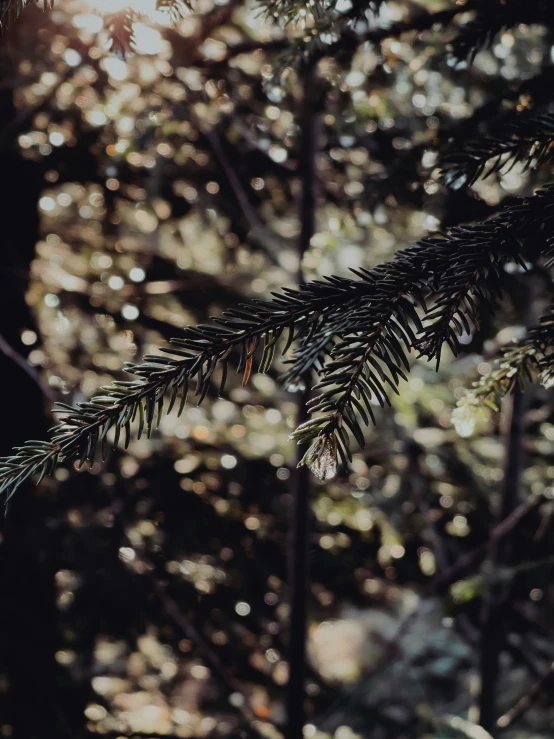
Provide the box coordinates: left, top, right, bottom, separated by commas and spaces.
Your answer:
432, 492, 544, 592
202, 125, 292, 270
171, 90, 294, 272
0, 332, 57, 402
147, 574, 259, 716
497, 661, 554, 730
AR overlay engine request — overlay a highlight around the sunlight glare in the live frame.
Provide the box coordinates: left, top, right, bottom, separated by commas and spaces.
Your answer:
72, 13, 104, 33
133, 23, 165, 55
80, 0, 173, 24
84, 0, 155, 15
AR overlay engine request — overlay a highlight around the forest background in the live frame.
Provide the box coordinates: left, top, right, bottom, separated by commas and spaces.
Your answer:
1, 1, 554, 739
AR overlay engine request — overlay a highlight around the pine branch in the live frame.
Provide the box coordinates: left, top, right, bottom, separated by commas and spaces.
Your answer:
455, 345, 535, 432
257, 0, 384, 25
0, 0, 49, 32
525, 305, 554, 387
0, 277, 371, 501
282, 305, 351, 390
258, 1, 480, 77
285, 186, 549, 391
291, 185, 554, 474
105, 9, 138, 56
416, 224, 524, 367
156, 0, 193, 20
292, 261, 422, 476
450, 0, 553, 64
2, 186, 554, 497
453, 302, 554, 430
107, 1, 192, 55
0, 1, 190, 53
441, 111, 554, 190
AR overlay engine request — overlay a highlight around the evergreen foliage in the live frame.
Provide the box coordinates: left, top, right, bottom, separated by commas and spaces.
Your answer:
450, 0, 554, 63
442, 111, 554, 190
5, 2, 554, 737
3, 0, 554, 495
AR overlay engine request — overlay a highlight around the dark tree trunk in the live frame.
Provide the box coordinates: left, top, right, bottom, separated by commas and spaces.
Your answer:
0, 50, 88, 738
286, 66, 320, 739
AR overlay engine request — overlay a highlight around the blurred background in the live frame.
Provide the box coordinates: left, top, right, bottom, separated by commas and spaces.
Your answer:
1, 1, 554, 738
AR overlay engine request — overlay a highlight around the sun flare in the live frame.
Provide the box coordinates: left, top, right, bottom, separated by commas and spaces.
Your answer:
70, 0, 172, 54
81, 0, 159, 17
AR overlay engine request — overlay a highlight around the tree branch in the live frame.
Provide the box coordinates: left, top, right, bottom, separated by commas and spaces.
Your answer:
2, 185, 554, 500
497, 661, 554, 730
0, 332, 57, 403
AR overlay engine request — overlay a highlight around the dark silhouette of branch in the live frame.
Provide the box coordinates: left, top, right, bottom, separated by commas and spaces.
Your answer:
201, 123, 292, 271
206, 1, 481, 69
432, 492, 545, 592
497, 661, 554, 730
147, 574, 263, 727
0, 332, 57, 403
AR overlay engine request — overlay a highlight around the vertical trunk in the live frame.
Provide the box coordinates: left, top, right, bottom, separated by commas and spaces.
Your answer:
477, 276, 531, 734
0, 50, 87, 737
0, 63, 46, 443
477, 386, 526, 734
286, 66, 319, 739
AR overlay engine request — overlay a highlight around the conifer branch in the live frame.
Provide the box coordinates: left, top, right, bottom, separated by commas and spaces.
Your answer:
2, 186, 554, 497
292, 184, 554, 473
0, 0, 192, 53
453, 303, 554, 428
258, 0, 384, 24
450, 0, 553, 64
0, 0, 49, 32
442, 111, 554, 190
0, 278, 368, 500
